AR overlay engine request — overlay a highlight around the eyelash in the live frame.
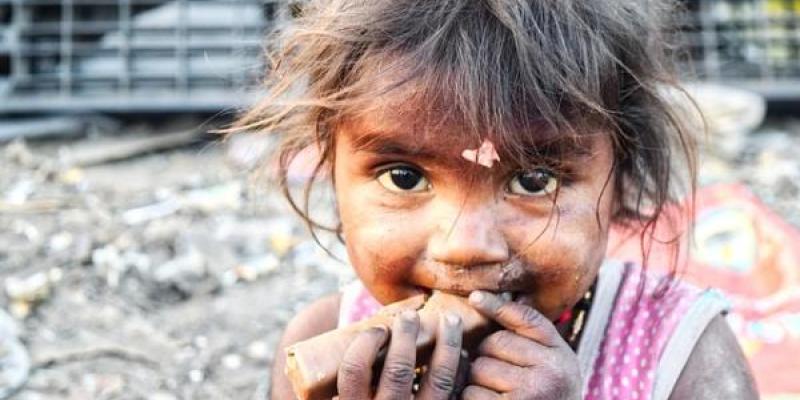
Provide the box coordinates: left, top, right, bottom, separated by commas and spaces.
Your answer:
372, 162, 419, 179
373, 162, 574, 196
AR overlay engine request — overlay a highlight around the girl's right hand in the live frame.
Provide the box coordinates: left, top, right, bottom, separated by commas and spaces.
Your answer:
337, 310, 465, 400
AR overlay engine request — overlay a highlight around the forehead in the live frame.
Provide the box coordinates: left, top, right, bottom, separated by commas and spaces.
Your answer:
341, 85, 543, 144
340, 98, 470, 149
337, 97, 602, 164
335, 51, 603, 151
334, 57, 607, 163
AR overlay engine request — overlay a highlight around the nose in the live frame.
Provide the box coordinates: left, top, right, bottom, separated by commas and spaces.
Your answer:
428, 202, 509, 267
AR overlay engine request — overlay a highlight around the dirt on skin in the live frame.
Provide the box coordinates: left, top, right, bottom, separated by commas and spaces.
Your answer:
1, 118, 798, 399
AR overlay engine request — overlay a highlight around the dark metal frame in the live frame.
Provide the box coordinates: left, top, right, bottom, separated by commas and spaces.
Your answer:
678, 0, 800, 100
1, 0, 798, 113
0, 0, 282, 113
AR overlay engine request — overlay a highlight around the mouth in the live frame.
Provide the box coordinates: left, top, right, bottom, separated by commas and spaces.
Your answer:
416, 286, 519, 302
410, 260, 530, 300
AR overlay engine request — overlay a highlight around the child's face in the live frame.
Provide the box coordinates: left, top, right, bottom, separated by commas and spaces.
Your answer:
333, 100, 616, 320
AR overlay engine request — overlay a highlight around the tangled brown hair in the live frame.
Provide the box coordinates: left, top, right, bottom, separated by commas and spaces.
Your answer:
233, 0, 698, 277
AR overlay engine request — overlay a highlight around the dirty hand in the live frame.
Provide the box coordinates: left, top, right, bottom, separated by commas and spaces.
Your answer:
337, 310, 468, 400
464, 291, 582, 400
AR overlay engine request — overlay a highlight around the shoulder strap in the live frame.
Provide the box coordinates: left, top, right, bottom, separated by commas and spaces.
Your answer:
577, 259, 627, 395
651, 289, 730, 400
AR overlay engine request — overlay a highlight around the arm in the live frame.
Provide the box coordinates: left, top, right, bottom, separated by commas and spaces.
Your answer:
669, 314, 759, 399
271, 293, 342, 400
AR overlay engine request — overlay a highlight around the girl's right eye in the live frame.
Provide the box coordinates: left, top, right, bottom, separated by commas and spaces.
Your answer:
376, 166, 430, 193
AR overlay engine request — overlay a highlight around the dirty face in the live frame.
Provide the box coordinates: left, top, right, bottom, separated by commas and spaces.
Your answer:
333, 102, 617, 320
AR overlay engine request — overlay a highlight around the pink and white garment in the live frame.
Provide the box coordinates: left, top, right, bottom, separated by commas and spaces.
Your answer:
337, 260, 730, 400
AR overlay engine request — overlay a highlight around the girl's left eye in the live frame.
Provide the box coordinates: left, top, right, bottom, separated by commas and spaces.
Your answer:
376, 166, 430, 193
507, 168, 559, 196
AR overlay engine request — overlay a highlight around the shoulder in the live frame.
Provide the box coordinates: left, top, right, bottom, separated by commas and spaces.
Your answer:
271, 293, 342, 400
585, 262, 755, 399
669, 314, 758, 399
283, 292, 343, 340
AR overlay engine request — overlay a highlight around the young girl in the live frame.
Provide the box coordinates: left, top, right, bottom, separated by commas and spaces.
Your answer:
237, 0, 758, 398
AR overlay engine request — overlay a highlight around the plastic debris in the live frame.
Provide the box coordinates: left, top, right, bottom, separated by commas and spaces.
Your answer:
4, 272, 53, 319
0, 310, 30, 399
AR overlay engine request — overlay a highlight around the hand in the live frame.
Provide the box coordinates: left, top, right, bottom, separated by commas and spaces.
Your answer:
463, 291, 582, 400
337, 310, 468, 400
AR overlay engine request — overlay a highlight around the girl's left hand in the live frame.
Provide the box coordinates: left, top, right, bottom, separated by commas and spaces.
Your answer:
463, 291, 582, 400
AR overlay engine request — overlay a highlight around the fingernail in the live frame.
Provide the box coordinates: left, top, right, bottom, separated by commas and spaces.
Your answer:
445, 312, 461, 326
400, 310, 417, 321
370, 325, 388, 339
469, 291, 484, 304
441, 313, 462, 347
500, 291, 513, 302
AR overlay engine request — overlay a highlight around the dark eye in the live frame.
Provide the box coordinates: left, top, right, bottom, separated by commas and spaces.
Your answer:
508, 168, 558, 196
377, 167, 430, 193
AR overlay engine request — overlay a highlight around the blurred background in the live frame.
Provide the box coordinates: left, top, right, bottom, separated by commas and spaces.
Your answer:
0, 0, 799, 399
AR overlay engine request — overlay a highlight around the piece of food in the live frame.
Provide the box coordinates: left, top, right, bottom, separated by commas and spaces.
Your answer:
285, 291, 493, 400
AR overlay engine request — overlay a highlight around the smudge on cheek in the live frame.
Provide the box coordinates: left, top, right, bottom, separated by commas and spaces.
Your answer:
508, 244, 601, 318
530, 268, 584, 317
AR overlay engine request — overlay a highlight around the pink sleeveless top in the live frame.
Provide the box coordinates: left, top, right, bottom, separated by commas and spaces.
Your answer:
337, 261, 729, 400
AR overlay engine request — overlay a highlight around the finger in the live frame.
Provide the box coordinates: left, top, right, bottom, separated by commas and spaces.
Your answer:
469, 356, 524, 393
468, 291, 560, 346
477, 330, 545, 367
461, 385, 503, 400
453, 350, 471, 397
338, 326, 389, 399
417, 312, 463, 399
376, 310, 419, 400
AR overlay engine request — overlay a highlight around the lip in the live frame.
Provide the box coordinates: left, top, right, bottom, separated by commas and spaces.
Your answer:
416, 286, 522, 300
411, 260, 531, 297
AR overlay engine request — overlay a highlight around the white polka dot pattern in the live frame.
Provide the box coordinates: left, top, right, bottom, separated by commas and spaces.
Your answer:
584, 264, 700, 400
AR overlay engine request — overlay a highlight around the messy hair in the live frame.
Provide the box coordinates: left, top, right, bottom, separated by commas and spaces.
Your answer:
234, 0, 697, 275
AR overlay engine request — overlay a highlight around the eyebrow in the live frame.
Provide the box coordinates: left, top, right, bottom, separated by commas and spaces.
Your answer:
350, 130, 600, 163
350, 132, 440, 160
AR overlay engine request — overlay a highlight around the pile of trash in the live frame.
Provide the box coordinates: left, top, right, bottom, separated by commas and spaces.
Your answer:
0, 119, 351, 399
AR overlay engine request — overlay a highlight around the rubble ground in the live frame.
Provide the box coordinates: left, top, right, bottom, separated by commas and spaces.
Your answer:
0, 118, 798, 399
1, 125, 352, 400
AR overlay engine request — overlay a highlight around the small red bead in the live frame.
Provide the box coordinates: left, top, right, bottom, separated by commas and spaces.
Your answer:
557, 309, 573, 324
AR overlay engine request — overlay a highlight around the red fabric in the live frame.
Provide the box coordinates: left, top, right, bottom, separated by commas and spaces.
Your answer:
608, 183, 800, 398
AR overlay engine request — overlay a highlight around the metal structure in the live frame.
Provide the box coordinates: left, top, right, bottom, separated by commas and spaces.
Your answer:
0, 0, 798, 113
0, 0, 283, 112
678, 0, 800, 100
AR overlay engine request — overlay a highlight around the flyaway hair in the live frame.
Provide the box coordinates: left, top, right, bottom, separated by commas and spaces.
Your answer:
232, 0, 699, 279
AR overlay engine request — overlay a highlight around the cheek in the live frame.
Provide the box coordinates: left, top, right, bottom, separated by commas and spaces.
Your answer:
339, 198, 429, 302
507, 204, 610, 318
345, 220, 406, 274
334, 153, 432, 303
